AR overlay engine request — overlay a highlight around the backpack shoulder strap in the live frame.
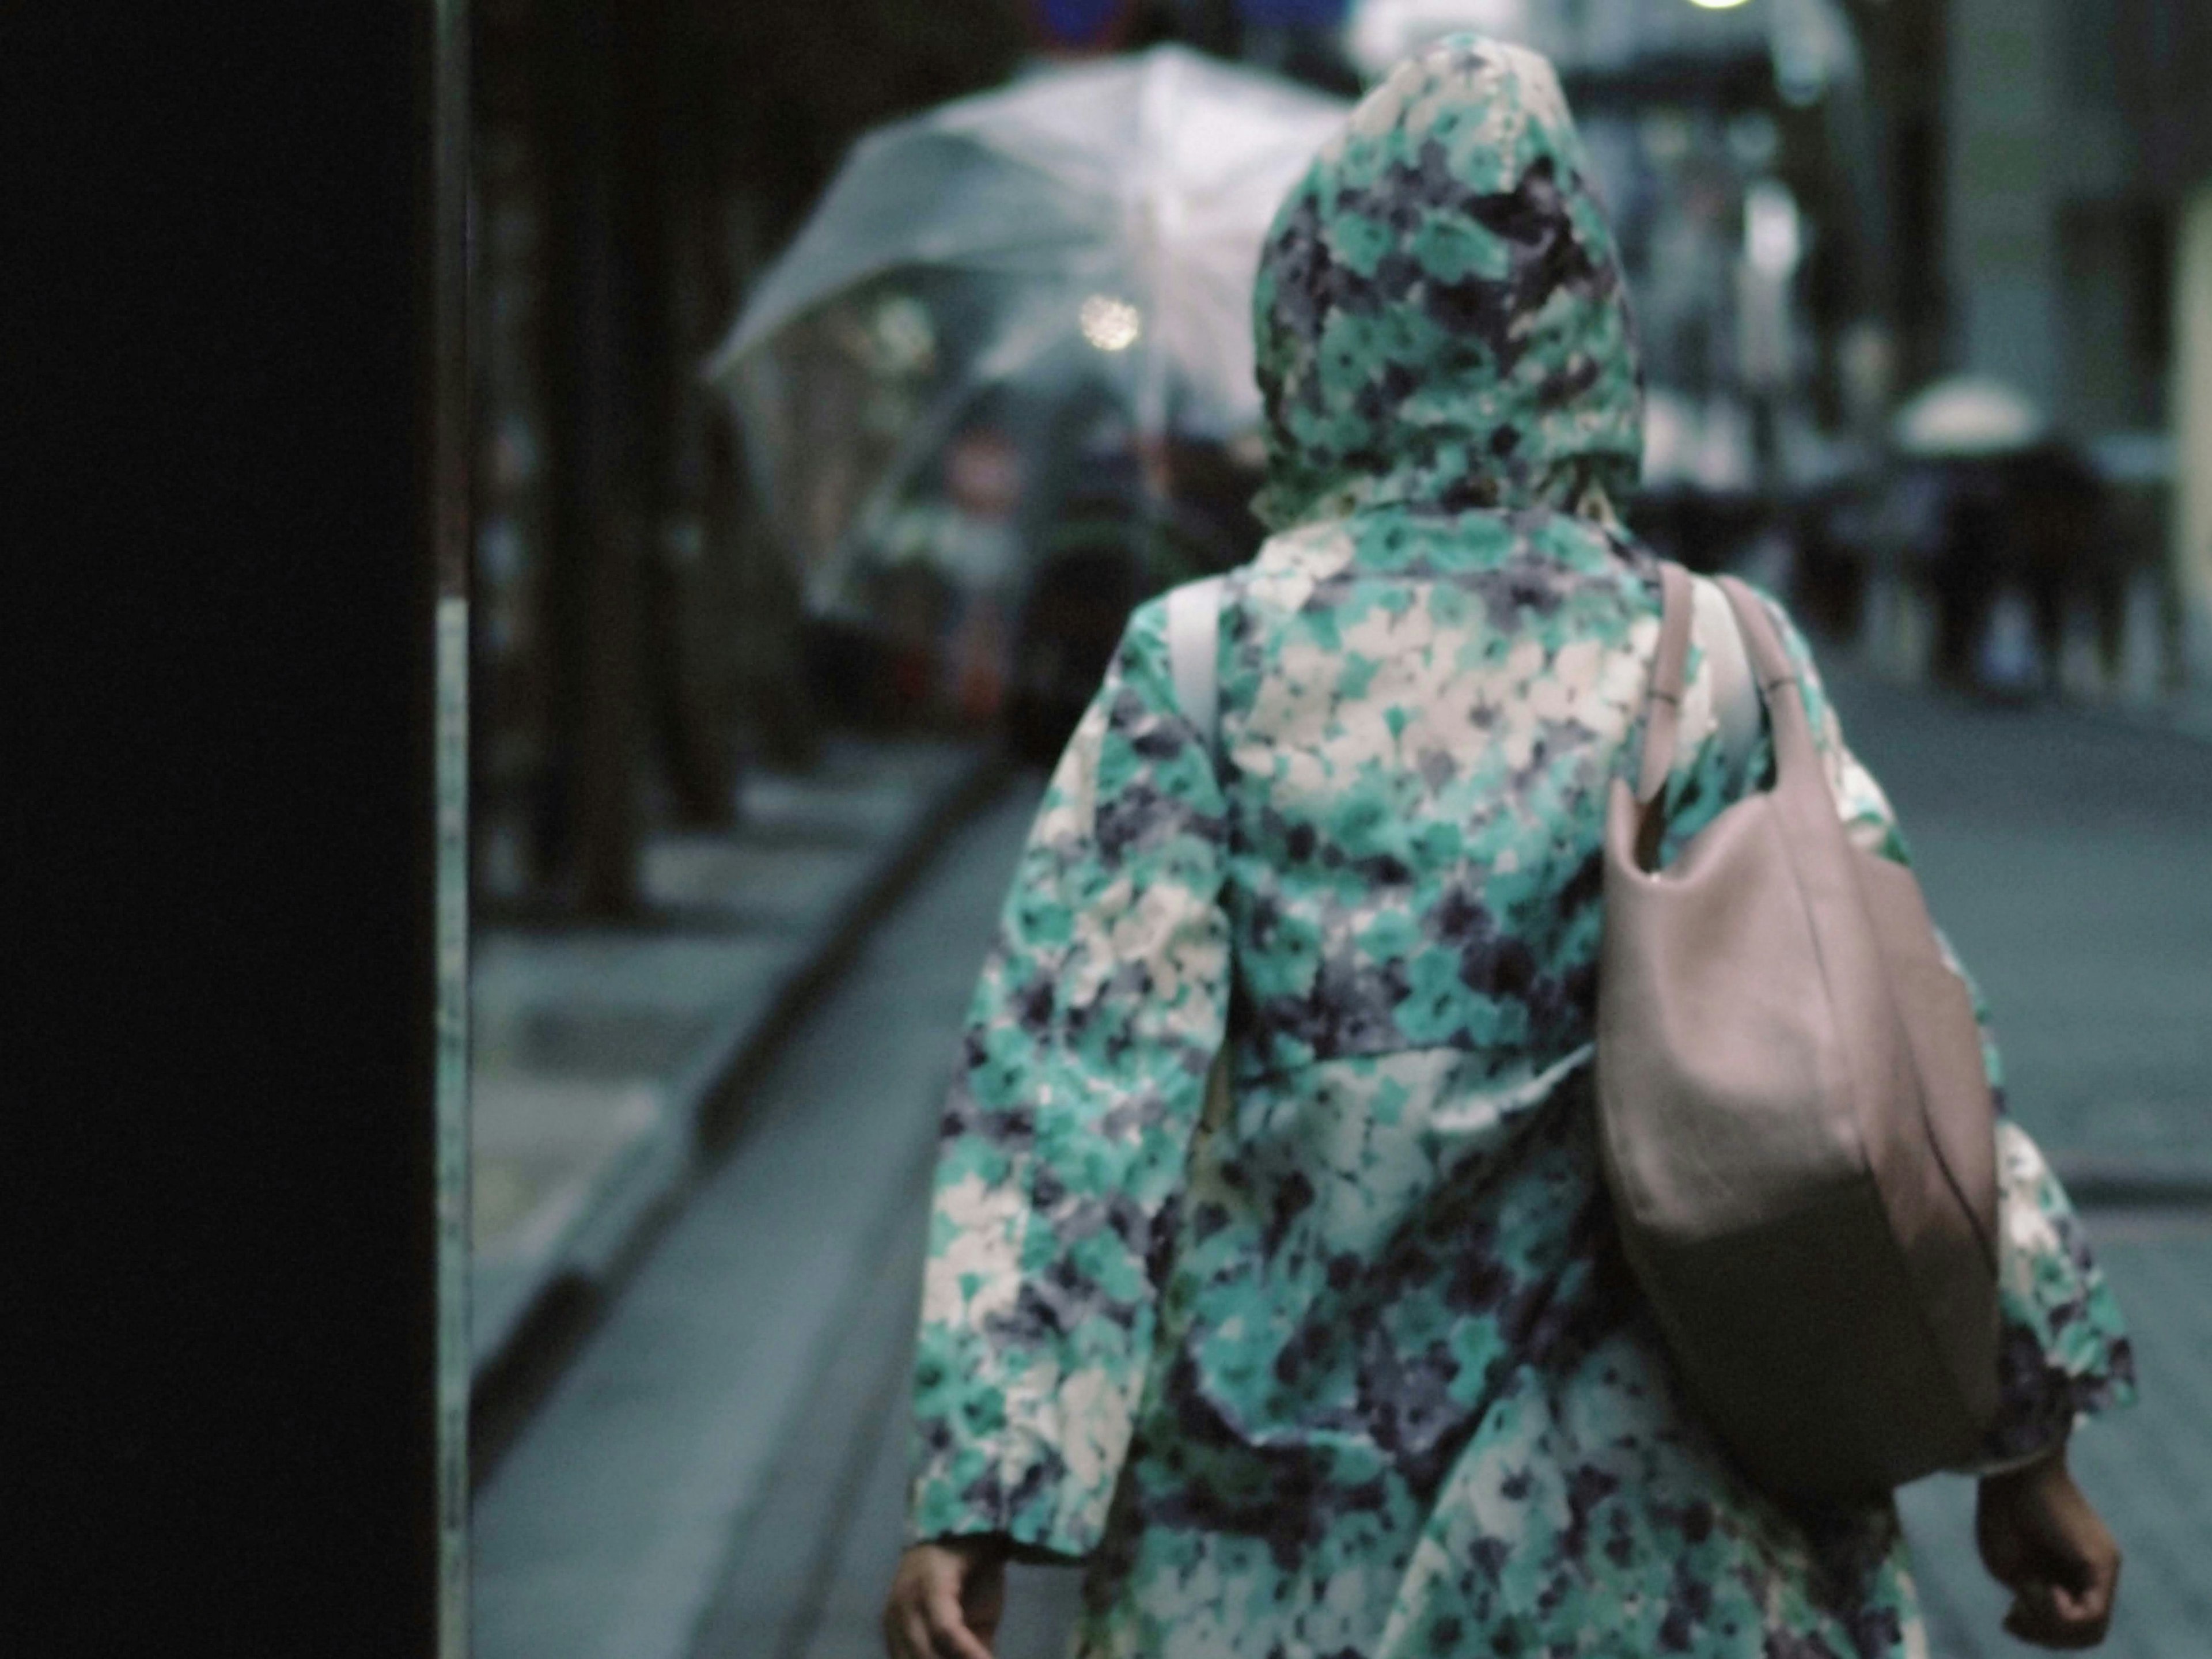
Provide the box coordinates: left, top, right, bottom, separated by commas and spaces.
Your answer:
1165, 575, 1226, 744
1690, 572, 1760, 781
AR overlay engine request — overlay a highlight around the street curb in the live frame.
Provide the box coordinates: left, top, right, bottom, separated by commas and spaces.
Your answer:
687, 748, 1013, 1156
2058, 693, 2212, 747
1821, 638, 2212, 748
2051, 1153, 2212, 1211
469, 747, 1009, 1479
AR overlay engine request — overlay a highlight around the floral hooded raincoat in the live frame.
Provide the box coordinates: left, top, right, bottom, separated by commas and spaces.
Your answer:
907, 37, 2134, 1659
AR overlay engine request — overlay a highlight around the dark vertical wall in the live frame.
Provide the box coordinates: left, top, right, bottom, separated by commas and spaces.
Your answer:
472, 0, 1029, 912
5, 5, 445, 1653
1854, 0, 1948, 390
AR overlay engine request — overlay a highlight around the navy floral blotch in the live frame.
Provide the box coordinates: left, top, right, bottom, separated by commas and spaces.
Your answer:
907, 35, 2133, 1659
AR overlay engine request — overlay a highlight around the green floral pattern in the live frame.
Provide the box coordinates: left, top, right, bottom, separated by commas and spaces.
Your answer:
907, 35, 2132, 1659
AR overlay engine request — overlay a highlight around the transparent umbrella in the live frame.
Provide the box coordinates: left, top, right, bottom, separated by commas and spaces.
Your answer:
703, 45, 1347, 617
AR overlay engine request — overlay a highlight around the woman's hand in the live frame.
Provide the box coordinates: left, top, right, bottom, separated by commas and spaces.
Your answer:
883, 1535, 1009, 1659
1976, 1445, 2122, 1649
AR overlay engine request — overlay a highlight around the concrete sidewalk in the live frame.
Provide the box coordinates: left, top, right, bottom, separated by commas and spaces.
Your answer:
470, 783, 1047, 1659
469, 736, 998, 1387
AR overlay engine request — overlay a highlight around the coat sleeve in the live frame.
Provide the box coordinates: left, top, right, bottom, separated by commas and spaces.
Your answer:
1715, 590, 2138, 1469
905, 597, 1231, 1561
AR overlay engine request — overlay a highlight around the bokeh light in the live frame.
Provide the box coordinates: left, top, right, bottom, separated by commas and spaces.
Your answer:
1080, 293, 1143, 353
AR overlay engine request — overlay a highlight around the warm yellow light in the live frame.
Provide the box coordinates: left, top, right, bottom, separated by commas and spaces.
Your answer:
1080, 294, 1142, 353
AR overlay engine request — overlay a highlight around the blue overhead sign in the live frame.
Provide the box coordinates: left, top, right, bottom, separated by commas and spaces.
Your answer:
1237, 0, 1354, 26
1029, 0, 1138, 50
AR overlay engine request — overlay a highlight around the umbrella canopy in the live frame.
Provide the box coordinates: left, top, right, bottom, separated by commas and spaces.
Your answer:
704, 46, 1348, 615
1892, 374, 2049, 458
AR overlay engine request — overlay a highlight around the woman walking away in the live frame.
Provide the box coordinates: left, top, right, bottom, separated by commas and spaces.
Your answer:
884, 37, 2133, 1659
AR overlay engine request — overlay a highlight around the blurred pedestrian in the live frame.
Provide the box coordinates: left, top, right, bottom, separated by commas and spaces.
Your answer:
887, 39, 2131, 1659
1923, 456, 2010, 692
940, 425, 1027, 724
2006, 440, 2117, 697
1916, 442, 2115, 702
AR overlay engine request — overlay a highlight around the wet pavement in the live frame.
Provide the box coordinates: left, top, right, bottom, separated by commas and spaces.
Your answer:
1900, 1234, 2212, 1659
1812, 660, 2211, 1181
472, 650, 2210, 1659
469, 737, 993, 1381
471, 782, 1048, 1659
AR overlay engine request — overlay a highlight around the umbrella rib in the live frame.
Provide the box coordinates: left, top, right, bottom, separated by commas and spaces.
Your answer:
713, 236, 1118, 370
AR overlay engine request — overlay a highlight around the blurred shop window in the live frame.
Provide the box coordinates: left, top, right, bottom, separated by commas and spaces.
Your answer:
2058, 202, 2173, 438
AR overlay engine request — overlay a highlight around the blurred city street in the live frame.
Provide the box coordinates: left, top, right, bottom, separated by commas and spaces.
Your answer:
472, 654, 2212, 1659
457, 4, 2212, 1656
29, 0, 2212, 1647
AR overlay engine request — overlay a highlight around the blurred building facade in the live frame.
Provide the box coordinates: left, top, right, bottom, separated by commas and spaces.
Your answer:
1944, 0, 2207, 434
1941, 0, 2212, 679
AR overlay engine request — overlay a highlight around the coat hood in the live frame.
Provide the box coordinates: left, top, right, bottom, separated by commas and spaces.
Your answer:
1251, 36, 1643, 532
